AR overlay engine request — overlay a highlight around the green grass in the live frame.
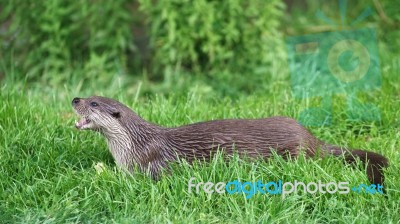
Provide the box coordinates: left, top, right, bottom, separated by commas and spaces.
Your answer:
0, 71, 399, 223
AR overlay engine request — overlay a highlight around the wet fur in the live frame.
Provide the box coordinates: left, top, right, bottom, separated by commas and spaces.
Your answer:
72, 96, 389, 186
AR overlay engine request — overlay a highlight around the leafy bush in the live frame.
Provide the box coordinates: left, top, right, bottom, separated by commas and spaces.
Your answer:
0, 0, 134, 84
1, 0, 287, 90
139, 0, 285, 78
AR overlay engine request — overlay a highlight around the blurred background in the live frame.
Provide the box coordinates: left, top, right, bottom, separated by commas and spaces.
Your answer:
1, 2, 400, 222
0, 0, 398, 99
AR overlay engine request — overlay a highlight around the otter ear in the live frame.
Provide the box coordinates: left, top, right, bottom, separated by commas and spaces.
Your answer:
111, 111, 120, 118
104, 104, 121, 118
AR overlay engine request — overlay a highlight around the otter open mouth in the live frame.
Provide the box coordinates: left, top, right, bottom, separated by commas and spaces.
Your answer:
75, 117, 91, 129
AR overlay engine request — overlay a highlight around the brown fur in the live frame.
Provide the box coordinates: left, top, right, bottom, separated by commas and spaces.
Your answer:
72, 96, 388, 186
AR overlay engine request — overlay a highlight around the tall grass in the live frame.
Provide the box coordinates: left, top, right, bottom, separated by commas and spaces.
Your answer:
0, 74, 399, 222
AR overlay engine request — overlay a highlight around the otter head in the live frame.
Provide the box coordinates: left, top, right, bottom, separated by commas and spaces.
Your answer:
72, 96, 123, 131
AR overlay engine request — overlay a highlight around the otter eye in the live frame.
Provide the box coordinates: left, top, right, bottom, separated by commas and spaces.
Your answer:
90, 102, 98, 107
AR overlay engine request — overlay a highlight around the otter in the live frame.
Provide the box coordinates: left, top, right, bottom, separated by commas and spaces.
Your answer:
72, 96, 388, 186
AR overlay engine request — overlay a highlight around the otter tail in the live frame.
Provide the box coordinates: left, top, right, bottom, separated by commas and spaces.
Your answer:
323, 144, 389, 186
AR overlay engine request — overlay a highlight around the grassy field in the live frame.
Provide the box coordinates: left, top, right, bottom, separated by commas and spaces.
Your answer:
0, 63, 399, 223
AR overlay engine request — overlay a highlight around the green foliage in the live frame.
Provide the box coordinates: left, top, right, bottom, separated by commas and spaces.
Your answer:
0, 0, 288, 92
0, 83, 399, 223
0, 1, 400, 222
139, 0, 286, 78
1, 0, 397, 97
378, 0, 400, 56
0, 0, 134, 85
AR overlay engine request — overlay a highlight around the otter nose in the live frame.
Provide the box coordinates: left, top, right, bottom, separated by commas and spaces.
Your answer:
72, 97, 81, 105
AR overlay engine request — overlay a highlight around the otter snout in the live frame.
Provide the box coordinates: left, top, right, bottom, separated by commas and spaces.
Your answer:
72, 97, 93, 130
71, 96, 123, 131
